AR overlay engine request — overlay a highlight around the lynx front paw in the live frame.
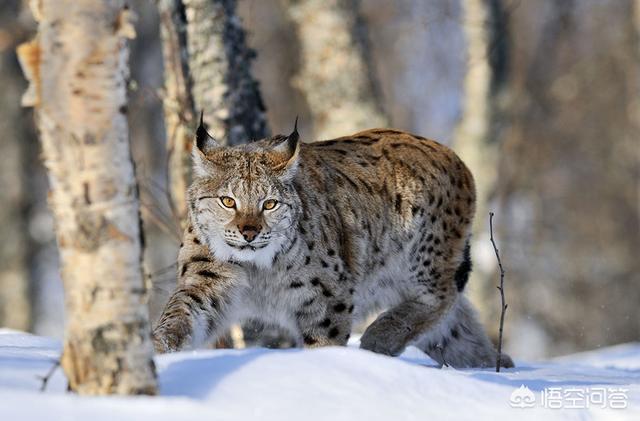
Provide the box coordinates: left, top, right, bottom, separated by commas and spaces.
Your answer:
152, 329, 182, 354
360, 323, 408, 356
152, 331, 169, 354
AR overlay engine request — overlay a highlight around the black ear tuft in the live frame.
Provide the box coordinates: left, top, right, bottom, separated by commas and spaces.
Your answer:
196, 110, 217, 152
271, 116, 301, 174
287, 116, 299, 151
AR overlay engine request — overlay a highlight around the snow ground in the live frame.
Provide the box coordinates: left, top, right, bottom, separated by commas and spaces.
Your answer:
0, 329, 638, 420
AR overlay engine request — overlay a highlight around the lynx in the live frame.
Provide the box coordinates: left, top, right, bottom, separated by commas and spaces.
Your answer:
153, 116, 514, 368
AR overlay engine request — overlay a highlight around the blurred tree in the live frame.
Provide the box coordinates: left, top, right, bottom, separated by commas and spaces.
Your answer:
155, 0, 288, 349
636, 0, 640, 39
283, 0, 388, 139
0, 0, 33, 331
492, 0, 640, 357
453, 0, 509, 339
17, 0, 157, 394
237, 0, 313, 136
156, 0, 197, 228
182, 0, 269, 146
155, 0, 268, 225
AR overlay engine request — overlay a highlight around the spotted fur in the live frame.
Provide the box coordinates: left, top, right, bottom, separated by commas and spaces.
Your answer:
153, 122, 513, 368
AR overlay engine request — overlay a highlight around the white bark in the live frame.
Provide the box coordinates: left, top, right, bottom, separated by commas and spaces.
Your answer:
453, 0, 504, 321
284, 0, 388, 139
183, 0, 269, 145
18, 0, 157, 395
157, 0, 196, 227
455, 0, 496, 224
158, 0, 269, 217
156, 0, 275, 348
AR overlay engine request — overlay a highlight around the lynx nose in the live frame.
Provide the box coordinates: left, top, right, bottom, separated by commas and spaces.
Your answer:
238, 224, 261, 243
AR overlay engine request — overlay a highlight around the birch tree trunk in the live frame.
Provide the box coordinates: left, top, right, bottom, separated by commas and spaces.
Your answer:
0, 0, 32, 332
453, 0, 508, 326
17, 0, 157, 395
183, 0, 269, 145
283, 0, 388, 139
157, 0, 196, 227
156, 0, 275, 348
157, 0, 268, 223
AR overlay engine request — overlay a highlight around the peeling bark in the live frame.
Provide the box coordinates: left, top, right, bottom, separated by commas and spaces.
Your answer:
17, 0, 157, 395
283, 0, 388, 139
156, 0, 268, 222
183, 0, 269, 145
157, 0, 196, 227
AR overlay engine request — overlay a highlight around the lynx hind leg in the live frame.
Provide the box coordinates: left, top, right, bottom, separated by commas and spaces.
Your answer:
413, 295, 514, 368
361, 226, 469, 356
360, 296, 451, 357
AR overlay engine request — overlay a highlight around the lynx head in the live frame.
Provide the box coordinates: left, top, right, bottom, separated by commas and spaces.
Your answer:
188, 114, 302, 268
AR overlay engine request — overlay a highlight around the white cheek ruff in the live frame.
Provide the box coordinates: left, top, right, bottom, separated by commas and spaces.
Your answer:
208, 235, 284, 269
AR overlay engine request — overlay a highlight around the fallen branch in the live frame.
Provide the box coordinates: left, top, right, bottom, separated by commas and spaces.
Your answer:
38, 359, 60, 392
489, 212, 508, 372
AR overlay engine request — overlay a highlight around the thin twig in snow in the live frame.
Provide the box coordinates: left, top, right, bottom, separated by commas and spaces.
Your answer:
38, 360, 60, 392
489, 212, 508, 372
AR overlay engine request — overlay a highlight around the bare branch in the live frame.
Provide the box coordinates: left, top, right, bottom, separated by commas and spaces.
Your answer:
38, 360, 60, 392
489, 212, 508, 372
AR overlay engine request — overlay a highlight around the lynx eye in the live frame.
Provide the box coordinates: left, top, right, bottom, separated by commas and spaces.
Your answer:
220, 196, 236, 208
263, 199, 278, 211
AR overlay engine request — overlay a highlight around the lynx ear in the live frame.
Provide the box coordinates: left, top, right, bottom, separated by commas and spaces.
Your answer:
273, 117, 300, 177
195, 110, 220, 154
274, 116, 299, 155
193, 111, 221, 177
